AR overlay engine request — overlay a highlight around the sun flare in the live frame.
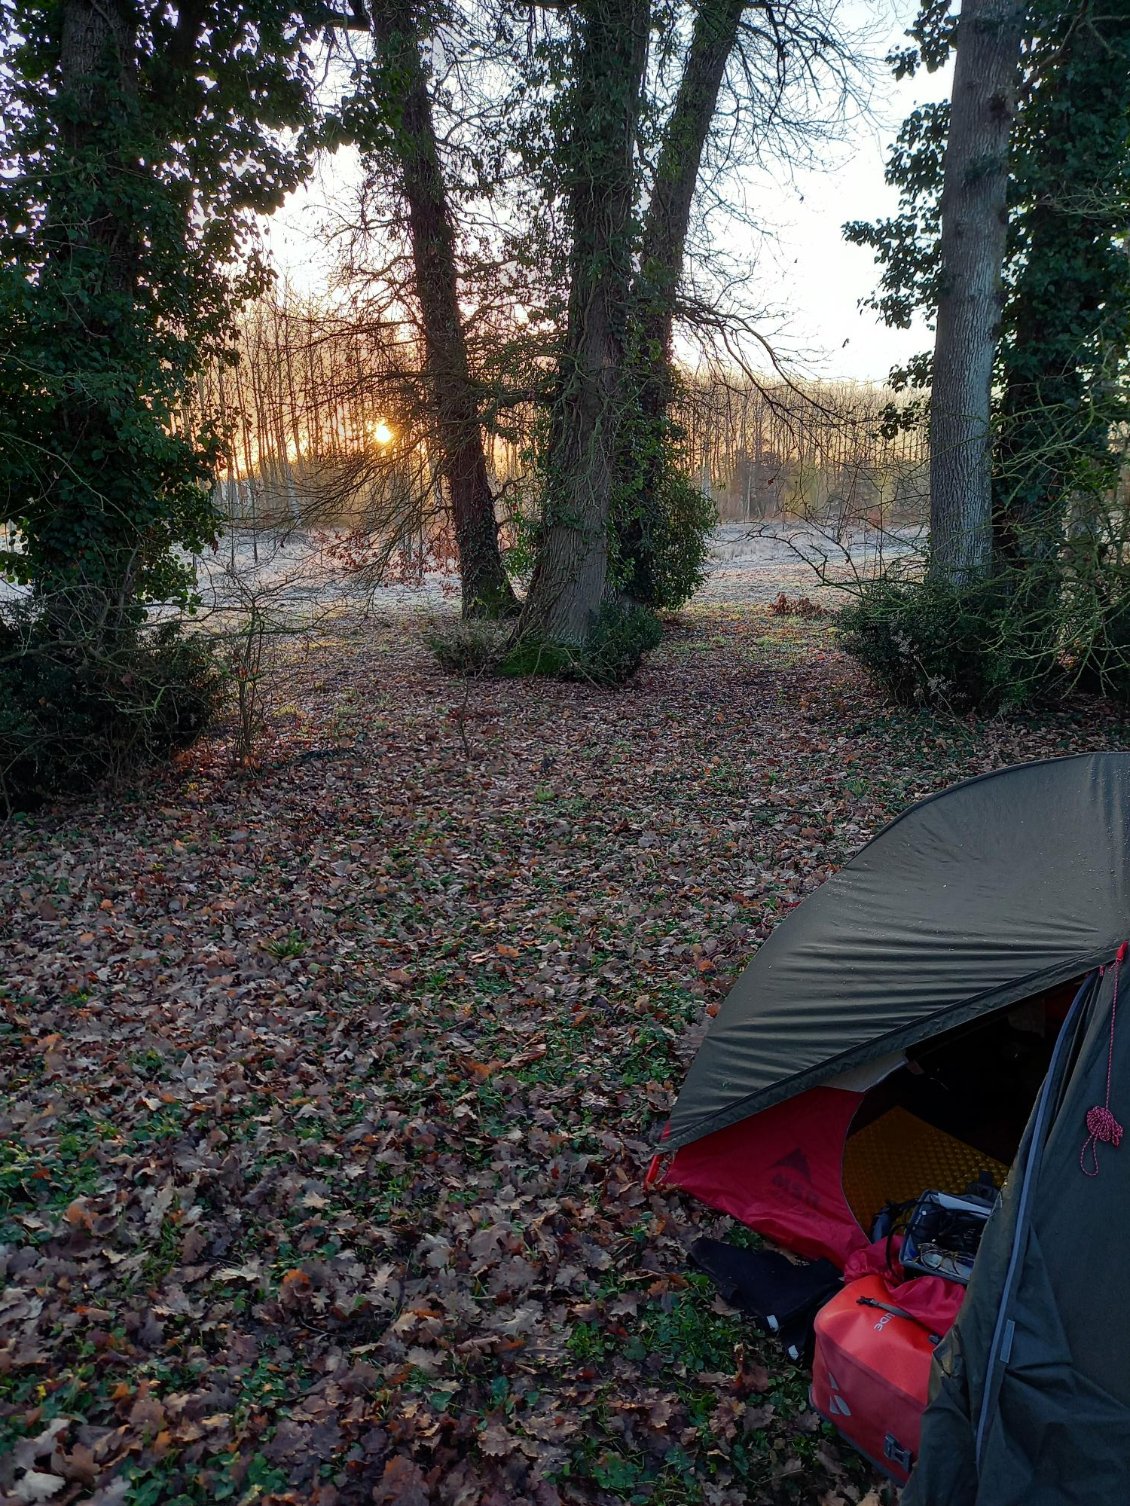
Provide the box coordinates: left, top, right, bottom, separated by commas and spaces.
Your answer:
372, 420, 394, 446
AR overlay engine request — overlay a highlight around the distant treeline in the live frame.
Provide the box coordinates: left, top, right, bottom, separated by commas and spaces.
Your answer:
672, 378, 928, 527
195, 295, 930, 539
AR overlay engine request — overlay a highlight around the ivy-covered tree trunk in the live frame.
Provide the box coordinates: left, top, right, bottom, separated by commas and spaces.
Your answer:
618, 0, 744, 602
519, 0, 649, 645
43, 0, 144, 633
369, 0, 518, 619
60, 0, 135, 118
928, 0, 1023, 584
14, 0, 235, 638
994, 0, 1130, 569
636, 0, 744, 361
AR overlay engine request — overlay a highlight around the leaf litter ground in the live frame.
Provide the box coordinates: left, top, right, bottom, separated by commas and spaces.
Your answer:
3, 603, 1127, 1506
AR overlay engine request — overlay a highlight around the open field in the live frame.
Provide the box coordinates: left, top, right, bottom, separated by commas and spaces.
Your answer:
0, 522, 921, 626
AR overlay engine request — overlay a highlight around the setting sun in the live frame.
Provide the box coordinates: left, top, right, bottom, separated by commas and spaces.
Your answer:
372, 420, 393, 446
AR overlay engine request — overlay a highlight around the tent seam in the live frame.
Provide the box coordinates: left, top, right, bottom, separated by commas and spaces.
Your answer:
664, 950, 1118, 1152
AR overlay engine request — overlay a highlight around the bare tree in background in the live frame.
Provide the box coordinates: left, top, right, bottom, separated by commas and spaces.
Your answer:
619, 0, 862, 600
329, 0, 519, 615
377, 0, 522, 613
200, 0, 874, 649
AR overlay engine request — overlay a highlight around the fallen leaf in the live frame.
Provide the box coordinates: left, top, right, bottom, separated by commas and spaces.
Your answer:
12, 1470, 67, 1503
372, 1455, 430, 1505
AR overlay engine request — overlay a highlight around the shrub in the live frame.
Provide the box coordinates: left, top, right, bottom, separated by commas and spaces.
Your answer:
425, 600, 663, 686
614, 469, 717, 611
424, 618, 511, 677
502, 600, 664, 685
0, 611, 223, 812
837, 572, 1062, 713
1074, 573, 1130, 704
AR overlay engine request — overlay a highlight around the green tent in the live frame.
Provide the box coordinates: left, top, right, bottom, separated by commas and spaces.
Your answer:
657, 752, 1130, 1500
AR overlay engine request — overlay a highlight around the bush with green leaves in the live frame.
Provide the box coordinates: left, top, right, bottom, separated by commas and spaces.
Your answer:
1073, 568, 1130, 705
0, 612, 223, 813
427, 600, 662, 685
614, 467, 717, 611
507, 459, 716, 618
430, 602, 668, 689
502, 600, 663, 684
837, 571, 1064, 714
0, 0, 316, 630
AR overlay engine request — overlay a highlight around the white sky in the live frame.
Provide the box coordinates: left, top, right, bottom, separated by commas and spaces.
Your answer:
265, 0, 950, 385
756, 25, 950, 382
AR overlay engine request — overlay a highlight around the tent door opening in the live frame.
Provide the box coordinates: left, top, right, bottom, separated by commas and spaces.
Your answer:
841, 976, 1084, 1235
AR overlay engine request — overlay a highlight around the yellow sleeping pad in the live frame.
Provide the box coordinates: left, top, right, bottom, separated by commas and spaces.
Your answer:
843, 1105, 1010, 1230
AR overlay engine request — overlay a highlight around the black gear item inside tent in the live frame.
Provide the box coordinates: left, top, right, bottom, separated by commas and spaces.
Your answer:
653, 752, 1130, 1502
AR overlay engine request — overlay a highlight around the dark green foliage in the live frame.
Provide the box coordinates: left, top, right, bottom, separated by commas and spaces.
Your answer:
843, 0, 1130, 711
841, 0, 952, 377
843, 99, 948, 354
1080, 606, 1130, 704
846, 0, 1130, 529
425, 601, 662, 684
611, 353, 716, 613
0, 612, 223, 812
465, 579, 523, 622
614, 466, 717, 611
1073, 563, 1130, 705
501, 600, 663, 684
1084, 621, 1130, 704
993, 2, 1130, 563
0, 0, 315, 803
837, 573, 1063, 713
0, 0, 316, 624
509, 448, 715, 620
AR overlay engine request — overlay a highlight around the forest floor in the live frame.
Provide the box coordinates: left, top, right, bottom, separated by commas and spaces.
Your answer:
3, 591, 1127, 1506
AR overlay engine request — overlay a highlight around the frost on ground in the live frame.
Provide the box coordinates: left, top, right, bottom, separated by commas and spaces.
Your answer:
188, 520, 921, 620
696, 523, 920, 606
0, 521, 921, 622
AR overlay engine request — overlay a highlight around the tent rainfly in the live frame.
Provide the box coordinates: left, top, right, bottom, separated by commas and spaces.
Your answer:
652, 752, 1130, 1504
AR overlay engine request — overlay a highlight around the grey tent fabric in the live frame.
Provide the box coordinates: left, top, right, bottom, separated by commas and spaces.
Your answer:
905, 962, 1130, 1504
667, 752, 1130, 1151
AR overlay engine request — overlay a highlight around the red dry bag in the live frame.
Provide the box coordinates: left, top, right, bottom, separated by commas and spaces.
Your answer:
810, 1273, 939, 1484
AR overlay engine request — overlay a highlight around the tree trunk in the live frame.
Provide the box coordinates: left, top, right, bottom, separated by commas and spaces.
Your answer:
519, 0, 650, 643
616, 0, 745, 601
369, 0, 518, 618
637, 0, 745, 375
60, 0, 135, 124
42, 0, 141, 634
928, 0, 1024, 584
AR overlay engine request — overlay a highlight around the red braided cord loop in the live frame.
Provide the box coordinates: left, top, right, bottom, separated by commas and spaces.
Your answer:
1081, 944, 1128, 1178
1086, 1106, 1122, 1146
